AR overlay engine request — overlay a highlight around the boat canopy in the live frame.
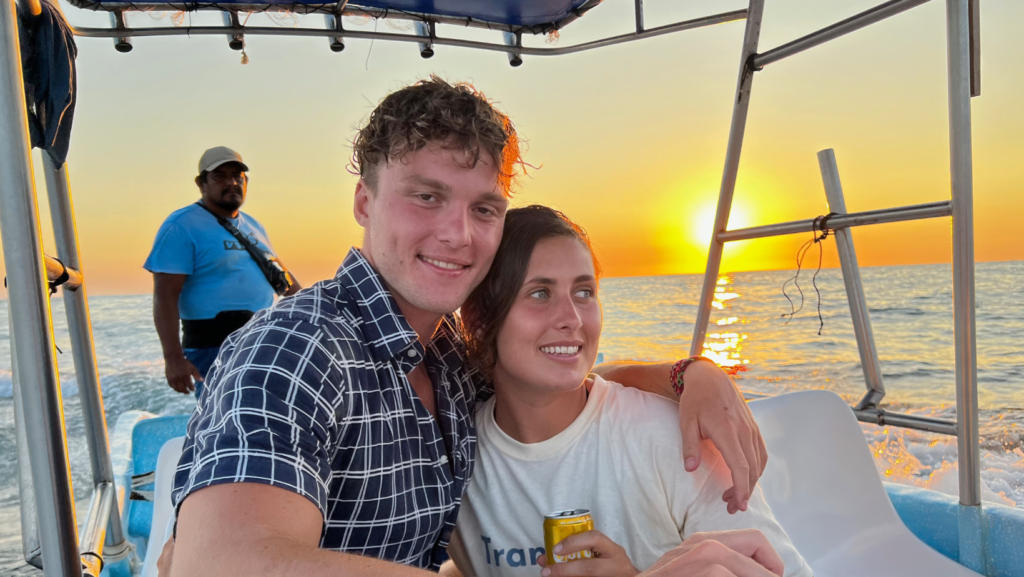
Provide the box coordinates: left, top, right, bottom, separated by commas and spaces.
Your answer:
66, 0, 603, 33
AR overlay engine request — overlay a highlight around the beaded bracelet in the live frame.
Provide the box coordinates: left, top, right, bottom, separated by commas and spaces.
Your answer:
669, 356, 712, 397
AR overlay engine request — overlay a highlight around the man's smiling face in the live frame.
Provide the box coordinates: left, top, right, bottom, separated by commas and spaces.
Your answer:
354, 141, 509, 319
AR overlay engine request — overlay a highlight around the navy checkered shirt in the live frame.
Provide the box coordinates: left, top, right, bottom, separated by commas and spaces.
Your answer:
172, 248, 486, 569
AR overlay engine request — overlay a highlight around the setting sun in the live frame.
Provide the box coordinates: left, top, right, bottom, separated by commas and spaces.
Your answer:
689, 200, 753, 248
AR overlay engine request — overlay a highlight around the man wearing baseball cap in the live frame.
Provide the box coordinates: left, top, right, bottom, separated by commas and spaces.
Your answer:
144, 146, 301, 398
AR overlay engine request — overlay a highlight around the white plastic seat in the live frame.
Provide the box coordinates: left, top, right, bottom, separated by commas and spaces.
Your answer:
747, 390, 979, 577
140, 436, 186, 577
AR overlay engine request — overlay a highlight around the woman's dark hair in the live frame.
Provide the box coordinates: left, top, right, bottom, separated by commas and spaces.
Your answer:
461, 205, 601, 377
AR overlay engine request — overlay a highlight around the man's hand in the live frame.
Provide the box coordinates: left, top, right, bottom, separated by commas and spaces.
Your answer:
640, 530, 784, 577
537, 530, 638, 577
679, 360, 767, 514
165, 354, 201, 394
153, 272, 197, 395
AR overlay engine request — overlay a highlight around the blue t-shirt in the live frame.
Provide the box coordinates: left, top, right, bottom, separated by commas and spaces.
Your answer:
144, 204, 276, 320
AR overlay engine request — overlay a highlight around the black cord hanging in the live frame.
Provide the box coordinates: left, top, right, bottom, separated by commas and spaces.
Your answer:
781, 213, 837, 335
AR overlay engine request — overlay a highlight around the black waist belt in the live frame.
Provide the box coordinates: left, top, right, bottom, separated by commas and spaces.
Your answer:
181, 310, 255, 349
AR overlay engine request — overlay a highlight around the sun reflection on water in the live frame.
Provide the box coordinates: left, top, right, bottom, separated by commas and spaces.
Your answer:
703, 275, 750, 374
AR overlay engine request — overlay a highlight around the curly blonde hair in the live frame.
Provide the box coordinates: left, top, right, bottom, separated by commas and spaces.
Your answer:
352, 76, 524, 196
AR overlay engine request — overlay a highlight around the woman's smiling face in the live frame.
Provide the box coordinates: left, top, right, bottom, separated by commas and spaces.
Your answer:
492, 236, 602, 396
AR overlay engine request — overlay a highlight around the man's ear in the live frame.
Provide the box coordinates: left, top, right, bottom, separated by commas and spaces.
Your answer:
353, 178, 372, 228
194, 175, 204, 191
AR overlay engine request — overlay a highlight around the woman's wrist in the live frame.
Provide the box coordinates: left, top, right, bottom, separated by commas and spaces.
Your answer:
669, 356, 716, 397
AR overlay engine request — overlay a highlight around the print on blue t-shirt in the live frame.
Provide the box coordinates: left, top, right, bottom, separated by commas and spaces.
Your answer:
144, 204, 276, 320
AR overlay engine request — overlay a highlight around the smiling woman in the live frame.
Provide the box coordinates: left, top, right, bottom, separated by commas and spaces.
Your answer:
450, 205, 811, 577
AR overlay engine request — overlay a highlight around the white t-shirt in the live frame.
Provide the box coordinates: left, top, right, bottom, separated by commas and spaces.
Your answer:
449, 376, 812, 577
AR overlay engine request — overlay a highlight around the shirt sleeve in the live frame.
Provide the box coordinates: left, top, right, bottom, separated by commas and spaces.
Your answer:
171, 317, 354, 517
680, 448, 814, 577
143, 219, 195, 275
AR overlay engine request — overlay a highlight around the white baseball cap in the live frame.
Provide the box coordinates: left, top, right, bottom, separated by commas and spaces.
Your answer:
198, 146, 250, 174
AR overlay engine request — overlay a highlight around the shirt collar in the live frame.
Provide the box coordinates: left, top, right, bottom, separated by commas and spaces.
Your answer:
336, 248, 422, 368
427, 314, 470, 376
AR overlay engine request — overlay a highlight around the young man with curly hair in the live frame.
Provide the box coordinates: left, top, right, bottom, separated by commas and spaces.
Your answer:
162, 77, 771, 577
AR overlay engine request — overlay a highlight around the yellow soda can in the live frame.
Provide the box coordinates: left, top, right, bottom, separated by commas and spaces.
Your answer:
543, 509, 595, 565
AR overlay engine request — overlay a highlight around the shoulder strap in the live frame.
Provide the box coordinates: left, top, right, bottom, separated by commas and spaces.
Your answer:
194, 201, 278, 287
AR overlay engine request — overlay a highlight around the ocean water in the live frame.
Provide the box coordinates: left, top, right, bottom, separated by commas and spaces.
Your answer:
0, 261, 1022, 573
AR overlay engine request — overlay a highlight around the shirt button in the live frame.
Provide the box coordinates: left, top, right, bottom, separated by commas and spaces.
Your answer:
407, 349, 417, 358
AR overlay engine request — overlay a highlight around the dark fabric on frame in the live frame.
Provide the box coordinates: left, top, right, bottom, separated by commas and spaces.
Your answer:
18, 0, 77, 167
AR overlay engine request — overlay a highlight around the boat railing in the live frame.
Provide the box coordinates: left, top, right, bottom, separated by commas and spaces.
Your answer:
2, 2, 134, 574
43, 253, 84, 292
723, 150, 961, 436
688, 0, 986, 572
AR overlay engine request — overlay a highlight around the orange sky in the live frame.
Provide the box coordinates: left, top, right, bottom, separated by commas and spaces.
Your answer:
4, 0, 1023, 296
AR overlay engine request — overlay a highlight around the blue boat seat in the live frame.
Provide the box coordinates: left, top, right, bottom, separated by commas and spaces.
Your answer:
747, 390, 980, 577
140, 436, 185, 577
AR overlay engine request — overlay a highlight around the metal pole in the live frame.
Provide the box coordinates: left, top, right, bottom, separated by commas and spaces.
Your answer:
817, 149, 886, 410
71, 10, 749, 57
968, 0, 980, 97
946, 0, 980, 510
10, 303, 43, 569
942, 0, 983, 569
947, 0, 985, 570
853, 408, 957, 435
324, 13, 345, 52
108, 9, 132, 53
0, 0, 83, 573
690, 0, 765, 357
78, 482, 114, 576
634, 0, 644, 34
752, 0, 933, 69
502, 31, 523, 67
415, 20, 434, 58
716, 200, 952, 242
42, 155, 130, 554
222, 10, 245, 51
44, 254, 83, 290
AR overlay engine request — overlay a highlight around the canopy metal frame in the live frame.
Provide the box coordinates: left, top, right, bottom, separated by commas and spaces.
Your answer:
684, 0, 985, 571
0, 0, 989, 574
69, 7, 748, 58
66, 0, 605, 33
